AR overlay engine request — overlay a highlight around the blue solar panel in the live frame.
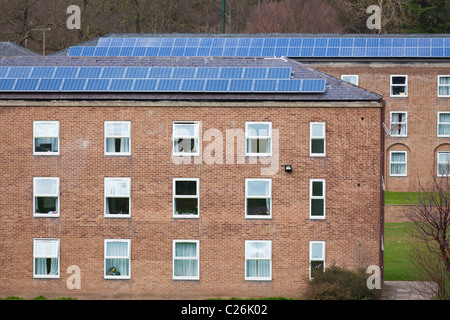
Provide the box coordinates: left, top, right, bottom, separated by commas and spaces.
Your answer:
8, 67, 32, 78
84, 79, 110, 91
61, 79, 87, 91
243, 68, 267, 79
196, 68, 220, 79
78, 67, 102, 78
157, 79, 181, 91
125, 67, 149, 78
119, 47, 134, 56
109, 79, 134, 91
13, 79, 39, 91
132, 79, 157, 91
54, 67, 78, 78
172, 67, 196, 79
228, 79, 253, 92
148, 67, 172, 78
101, 67, 125, 79
81, 47, 96, 56
37, 79, 63, 91
30, 67, 55, 78
0, 79, 16, 91
180, 79, 205, 92
277, 79, 301, 92
94, 47, 108, 56
219, 68, 243, 79
253, 79, 277, 92
267, 67, 291, 79
301, 79, 326, 92
69, 46, 83, 56
0, 67, 8, 78
205, 79, 229, 92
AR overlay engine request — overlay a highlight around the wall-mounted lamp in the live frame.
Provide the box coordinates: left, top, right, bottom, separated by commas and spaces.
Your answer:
284, 165, 292, 172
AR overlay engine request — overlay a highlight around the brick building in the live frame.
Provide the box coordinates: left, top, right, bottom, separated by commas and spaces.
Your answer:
0, 52, 383, 299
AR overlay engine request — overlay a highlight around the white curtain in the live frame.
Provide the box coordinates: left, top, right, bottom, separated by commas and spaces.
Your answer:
439, 77, 450, 96
34, 240, 59, 276
35, 258, 59, 275
174, 243, 198, 277
246, 242, 270, 278
439, 113, 450, 135
35, 179, 58, 195
391, 113, 407, 135
391, 153, 406, 175
106, 138, 129, 153
105, 242, 129, 276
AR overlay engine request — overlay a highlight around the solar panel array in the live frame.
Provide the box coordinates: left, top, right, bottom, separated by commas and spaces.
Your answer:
68, 37, 450, 58
0, 66, 327, 93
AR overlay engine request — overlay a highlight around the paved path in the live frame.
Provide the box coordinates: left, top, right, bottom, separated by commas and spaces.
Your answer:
382, 281, 437, 300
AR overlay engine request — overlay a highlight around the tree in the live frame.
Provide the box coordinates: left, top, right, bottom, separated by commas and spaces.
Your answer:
407, 172, 450, 300
405, 0, 450, 33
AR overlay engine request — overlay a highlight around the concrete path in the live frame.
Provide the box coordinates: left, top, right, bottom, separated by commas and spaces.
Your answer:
382, 281, 437, 300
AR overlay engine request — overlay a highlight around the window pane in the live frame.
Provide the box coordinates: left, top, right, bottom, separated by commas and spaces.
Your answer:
312, 181, 323, 197
439, 124, 450, 136
106, 241, 128, 257
35, 197, 58, 213
175, 198, 198, 215
35, 122, 58, 137
106, 198, 129, 214
247, 199, 270, 215
392, 86, 406, 95
174, 124, 197, 137
439, 152, 450, 163
247, 138, 270, 154
311, 124, 324, 137
311, 243, 323, 259
311, 139, 324, 154
175, 180, 197, 196
105, 180, 129, 196
391, 152, 405, 162
311, 199, 324, 216
174, 138, 197, 153
35, 179, 58, 195
106, 122, 129, 137
439, 77, 450, 85
439, 163, 450, 176
247, 242, 270, 258
392, 76, 406, 85
247, 180, 270, 197
105, 258, 129, 276
106, 138, 130, 153
439, 87, 450, 96
247, 123, 270, 137
174, 259, 198, 277
246, 260, 270, 278
35, 138, 58, 152
391, 163, 406, 175
35, 258, 59, 275
35, 240, 58, 257
175, 242, 197, 258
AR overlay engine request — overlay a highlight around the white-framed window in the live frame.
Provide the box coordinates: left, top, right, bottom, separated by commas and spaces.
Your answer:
104, 239, 131, 279
310, 122, 326, 157
245, 122, 272, 156
105, 121, 131, 156
310, 179, 325, 219
390, 151, 407, 176
104, 178, 130, 217
245, 240, 272, 281
173, 240, 199, 280
245, 178, 272, 219
437, 151, 450, 177
33, 121, 59, 155
33, 238, 60, 278
309, 241, 325, 280
438, 112, 450, 137
390, 112, 407, 137
173, 178, 199, 218
33, 177, 59, 217
438, 76, 450, 97
341, 75, 359, 85
390, 75, 408, 97
172, 121, 200, 156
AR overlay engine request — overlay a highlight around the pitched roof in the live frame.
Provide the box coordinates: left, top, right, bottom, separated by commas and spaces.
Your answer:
0, 56, 382, 102
0, 42, 40, 57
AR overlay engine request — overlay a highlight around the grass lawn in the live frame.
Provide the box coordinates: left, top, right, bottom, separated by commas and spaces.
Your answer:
384, 191, 419, 205
384, 222, 420, 281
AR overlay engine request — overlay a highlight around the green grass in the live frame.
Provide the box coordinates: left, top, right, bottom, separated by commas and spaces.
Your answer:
384, 222, 419, 281
384, 191, 419, 205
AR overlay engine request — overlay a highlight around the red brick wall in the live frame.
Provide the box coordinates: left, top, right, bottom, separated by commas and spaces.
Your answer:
311, 63, 450, 192
0, 103, 382, 299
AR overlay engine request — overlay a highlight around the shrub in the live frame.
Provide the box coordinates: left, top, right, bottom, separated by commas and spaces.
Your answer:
303, 265, 380, 300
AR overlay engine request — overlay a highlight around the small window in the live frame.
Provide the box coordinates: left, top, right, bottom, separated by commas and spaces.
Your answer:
245, 122, 272, 156
173, 122, 200, 156
438, 112, 450, 137
437, 152, 450, 177
173, 178, 199, 218
390, 112, 407, 137
310, 179, 325, 219
245, 240, 272, 281
105, 121, 131, 155
438, 76, 450, 97
341, 75, 359, 85
173, 240, 199, 280
310, 122, 325, 157
390, 75, 407, 97
245, 179, 272, 219
33, 239, 60, 278
104, 178, 130, 217
309, 241, 325, 280
104, 239, 131, 279
33, 177, 59, 217
33, 121, 59, 155
390, 151, 407, 176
